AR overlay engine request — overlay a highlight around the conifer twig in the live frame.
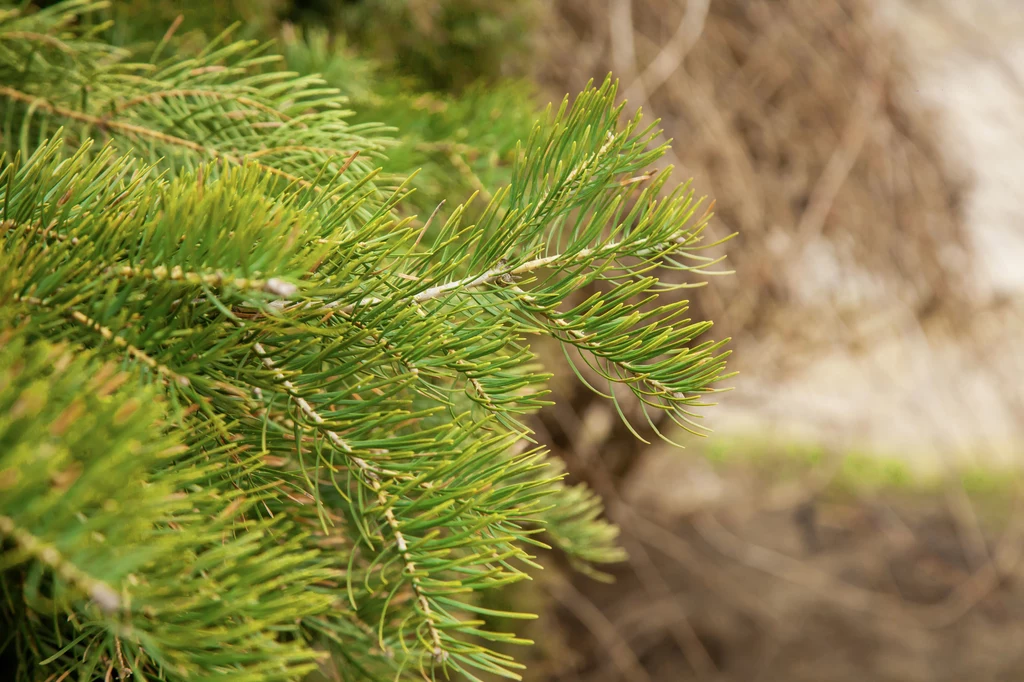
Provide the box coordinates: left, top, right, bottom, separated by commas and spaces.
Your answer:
0, 86, 332, 191
13, 294, 189, 386
339, 221, 719, 313
0, 516, 121, 613
249, 341, 447, 662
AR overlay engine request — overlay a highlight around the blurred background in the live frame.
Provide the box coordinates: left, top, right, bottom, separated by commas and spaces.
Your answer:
76, 0, 1024, 679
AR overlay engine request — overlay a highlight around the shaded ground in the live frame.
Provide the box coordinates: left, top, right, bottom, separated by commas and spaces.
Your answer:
525, 454, 1024, 681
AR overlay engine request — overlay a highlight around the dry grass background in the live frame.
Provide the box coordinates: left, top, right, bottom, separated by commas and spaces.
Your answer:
539, 0, 971, 372
507, 1, 1024, 680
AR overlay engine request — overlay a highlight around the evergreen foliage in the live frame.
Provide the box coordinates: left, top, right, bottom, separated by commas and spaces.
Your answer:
78, 0, 544, 221
0, 1, 730, 680
276, 24, 538, 218
292, 0, 538, 90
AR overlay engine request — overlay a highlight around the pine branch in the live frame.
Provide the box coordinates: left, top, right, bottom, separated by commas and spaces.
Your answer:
350, 214, 723, 312
250, 339, 447, 659
0, 1, 392, 224
0, 5, 731, 678
0, 333, 334, 681
0, 515, 121, 613
0, 84, 342, 191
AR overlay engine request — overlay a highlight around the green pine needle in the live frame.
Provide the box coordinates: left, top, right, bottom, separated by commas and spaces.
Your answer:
0, 2, 730, 680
